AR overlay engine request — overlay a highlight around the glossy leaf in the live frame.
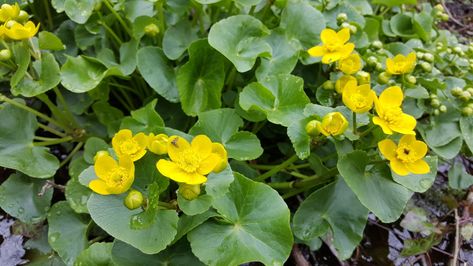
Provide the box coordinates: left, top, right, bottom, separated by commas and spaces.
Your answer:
75, 242, 113, 266
391, 156, 438, 193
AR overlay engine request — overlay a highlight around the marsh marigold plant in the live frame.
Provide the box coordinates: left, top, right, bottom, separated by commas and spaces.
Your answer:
89, 153, 135, 195
342, 80, 376, 113
308, 28, 355, 64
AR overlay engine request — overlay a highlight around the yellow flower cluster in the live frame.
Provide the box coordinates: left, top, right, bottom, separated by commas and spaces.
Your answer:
0, 4, 39, 41
308, 27, 429, 176
89, 129, 228, 196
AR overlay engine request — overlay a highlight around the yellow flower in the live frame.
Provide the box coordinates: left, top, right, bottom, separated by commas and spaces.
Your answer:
378, 135, 430, 176
308, 28, 355, 64
89, 154, 135, 195
4, 21, 39, 40
335, 75, 357, 94
211, 142, 228, 173
386, 52, 416, 75
0, 4, 20, 22
112, 129, 148, 161
156, 135, 222, 185
316, 112, 348, 137
338, 53, 362, 74
148, 133, 168, 155
372, 86, 416, 135
342, 80, 376, 113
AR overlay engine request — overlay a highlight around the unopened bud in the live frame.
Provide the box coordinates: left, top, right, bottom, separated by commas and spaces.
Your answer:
378, 72, 391, 84
430, 99, 440, 108
467, 88, 473, 96
356, 71, 370, 84
439, 105, 447, 113
440, 13, 449, 21
375, 62, 383, 71
420, 62, 432, 72
305, 120, 321, 137
337, 13, 348, 23
451, 87, 463, 96
148, 133, 168, 155
17, 10, 28, 22
416, 51, 424, 60
366, 56, 377, 66
124, 190, 144, 210
453, 47, 462, 54
322, 80, 335, 90
460, 91, 472, 101
144, 23, 160, 37
372, 40, 383, 50
407, 75, 416, 85
433, 109, 440, 116
179, 184, 201, 200
462, 106, 473, 116
0, 49, 11, 61
434, 4, 444, 12
423, 53, 434, 62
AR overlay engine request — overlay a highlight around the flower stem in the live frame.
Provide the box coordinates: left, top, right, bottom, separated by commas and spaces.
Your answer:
33, 136, 74, 146
352, 112, 357, 134
103, 0, 132, 37
38, 123, 67, 138
256, 154, 299, 182
59, 142, 84, 168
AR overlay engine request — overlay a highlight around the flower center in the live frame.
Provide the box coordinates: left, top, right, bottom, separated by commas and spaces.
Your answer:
393, 62, 407, 73
120, 139, 140, 156
396, 144, 417, 163
325, 41, 341, 52
107, 167, 128, 187
350, 94, 369, 109
176, 149, 201, 173
380, 106, 403, 125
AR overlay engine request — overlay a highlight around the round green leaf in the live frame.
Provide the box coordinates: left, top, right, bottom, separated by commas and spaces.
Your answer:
390, 13, 416, 37
177, 40, 225, 116
392, 156, 438, 193
61, 56, 107, 93
75, 242, 113, 266
87, 193, 178, 254
65, 178, 91, 214
460, 116, 473, 154
177, 194, 213, 216
0, 173, 53, 223
163, 20, 199, 60
0, 100, 59, 178
337, 151, 414, 223
188, 173, 293, 265
293, 178, 369, 260
208, 15, 271, 73
64, 0, 95, 24
136, 47, 179, 102
39, 31, 65, 51
48, 201, 90, 265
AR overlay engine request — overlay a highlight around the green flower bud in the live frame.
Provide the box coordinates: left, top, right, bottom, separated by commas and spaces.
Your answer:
375, 62, 383, 71
460, 91, 472, 101
430, 93, 438, 99
179, 184, 201, 201
0, 49, 11, 61
440, 13, 449, 21
348, 25, 357, 34
434, 4, 444, 12
446, 48, 452, 54
366, 56, 377, 66
430, 99, 440, 108
322, 80, 335, 90
356, 71, 370, 84
420, 62, 432, 72
372, 40, 383, 50
124, 190, 144, 210
17, 10, 29, 22
378, 72, 391, 84
423, 53, 434, 62
144, 23, 160, 37
439, 105, 447, 113
341, 22, 350, 29
416, 51, 424, 60
407, 75, 417, 85
305, 120, 321, 137
433, 109, 440, 116
337, 13, 348, 23
466, 88, 473, 96
451, 87, 463, 96
388, 80, 396, 86
453, 47, 463, 54
462, 106, 473, 116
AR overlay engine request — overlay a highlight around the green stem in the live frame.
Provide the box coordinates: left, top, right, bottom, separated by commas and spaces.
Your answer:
358, 124, 375, 138
33, 136, 74, 146
157, 1, 166, 41
38, 123, 67, 137
103, 0, 132, 37
99, 20, 123, 45
269, 168, 338, 190
37, 94, 72, 130
53, 87, 80, 129
43, 0, 54, 30
34, 136, 62, 141
59, 142, 84, 168
158, 201, 177, 209
256, 154, 299, 182
0, 94, 68, 130
352, 112, 357, 134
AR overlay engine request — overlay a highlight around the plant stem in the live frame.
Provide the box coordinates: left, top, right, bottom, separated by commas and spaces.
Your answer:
59, 142, 84, 168
256, 154, 299, 182
38, 123, 67, 137
33, 136, 74, 146
269, 168, 338, 190
103, 0, 132, 37
53, 87, 80, 129
158, 201, 177, 209
352, 112, 357, 134
0, 94, 69, 130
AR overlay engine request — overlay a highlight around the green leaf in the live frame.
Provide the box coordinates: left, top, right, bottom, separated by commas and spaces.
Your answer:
133, 153, 170, 193
293, 178, 369, 260
323, 2, 365, 29
372, 0, 416, 7
92, 101, 124, 137
83, 137, 109, 164
177, 194, 213, 216
12, 52, 61, 97
188, 173, 293, 265
39, 31, 65, 50
418, 122, 462, 159
64, 0, 95, 24
123, 0, 154, 22
413, 11, 433, 42
338, 151, 414, 223
65, 178, 91, 214
400, 234, 441, 257
448, 160, 473, 190
460, 116, 473, 154
279, 0, 325, 48
287, 117, 313, 159
390, 13, 416, 37
0, 100, 59, 178
208, 15, 271, 72
239, 74, 310, 127
391, 156, 438, 193
48, 201, 90, 265
205, 165, 235, 199
189, 108, 263, 160
120, 99, 165, 134
111, 239, 204, 266
60, 56, 108, 93
74, 242, 113, 266
10, 42, 30, 88
136, 47, 179, 102
0, 173, 53, 223
87, 193, 178, 254
132, 16, 159, 40
163, 19, 199, 60
177, 40, 225, 116
174, 210, 219, 243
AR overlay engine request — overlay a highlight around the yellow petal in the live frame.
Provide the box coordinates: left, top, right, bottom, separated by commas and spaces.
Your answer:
118, 156, 135, 179
112, 129, 133, 157
89, 179, 111, 195
406, 160, 430, 175
184, 173, 208, 185
378, 139, 397, 160
372, 116, 393, 134
197, 153, 220, 175
406, 52, 416, 66
191, 135, 213, 157
316, 122, 329, 136
379, 86, 404, 107
320, 28, 337, 44
322, 52, 342, 64
308, 46, 324, 57
337, 28, 351, 44
167, 136, 190, 162
390, 159, 410, 176
390, 113, 416, 135
94, 154, 118, 180
411, 140, 428, 160
339, 43, 355, 59
157, 159, 207, 184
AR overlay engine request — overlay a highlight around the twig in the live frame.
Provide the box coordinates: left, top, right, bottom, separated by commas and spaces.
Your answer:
452, 209, 460, 266
291, 244, 310, 266
441, 1, 466, 28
